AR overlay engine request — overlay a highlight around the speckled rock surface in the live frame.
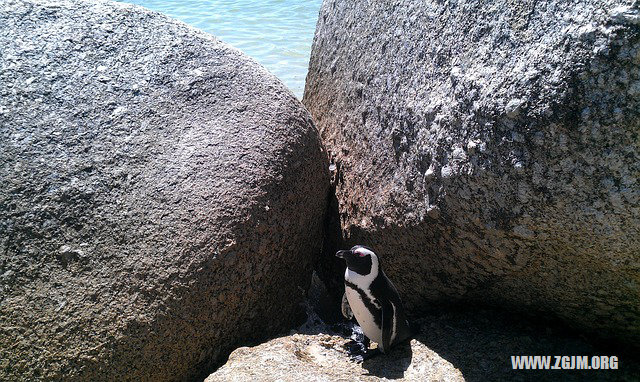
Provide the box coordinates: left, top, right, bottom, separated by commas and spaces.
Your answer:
0, 0, 328, 380
206, 334, 464, 382
304, 0, 640, 343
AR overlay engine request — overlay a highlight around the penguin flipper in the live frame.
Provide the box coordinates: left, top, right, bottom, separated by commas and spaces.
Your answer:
341, 292, 353, 320
380, 301, 394, 354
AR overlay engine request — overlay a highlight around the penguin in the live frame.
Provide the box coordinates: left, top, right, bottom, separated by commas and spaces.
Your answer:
336, 245, 412, 360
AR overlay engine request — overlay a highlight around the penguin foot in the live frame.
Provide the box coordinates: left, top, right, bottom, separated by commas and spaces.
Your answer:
347, 347, 381, 363
343, 339, 367, 355
343, 340, 381, 363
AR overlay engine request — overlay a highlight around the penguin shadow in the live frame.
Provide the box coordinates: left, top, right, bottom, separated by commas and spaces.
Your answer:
360, 340, 413, 379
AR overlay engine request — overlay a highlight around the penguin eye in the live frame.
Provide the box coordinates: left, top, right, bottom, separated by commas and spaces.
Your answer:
357, 252, 366, 257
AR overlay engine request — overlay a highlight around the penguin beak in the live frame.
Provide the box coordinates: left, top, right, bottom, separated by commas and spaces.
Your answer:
335, 250, 351, 258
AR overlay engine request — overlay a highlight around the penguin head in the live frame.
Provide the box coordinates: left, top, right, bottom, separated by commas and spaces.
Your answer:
335, 245, 378, 276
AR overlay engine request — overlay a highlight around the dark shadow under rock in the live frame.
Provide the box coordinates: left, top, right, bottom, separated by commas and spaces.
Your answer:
413, 306, 640, 382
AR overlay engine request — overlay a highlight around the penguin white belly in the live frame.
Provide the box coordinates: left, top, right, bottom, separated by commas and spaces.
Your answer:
345, 285, 382, 345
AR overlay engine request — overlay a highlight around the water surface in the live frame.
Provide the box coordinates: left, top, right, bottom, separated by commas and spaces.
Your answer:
121, 0, 322, 98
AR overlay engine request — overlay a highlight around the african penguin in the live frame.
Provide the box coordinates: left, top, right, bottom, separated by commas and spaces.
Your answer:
336, 245, 411, 359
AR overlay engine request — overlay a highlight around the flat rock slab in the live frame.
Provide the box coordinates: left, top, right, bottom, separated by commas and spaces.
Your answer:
206, 334, 464, 382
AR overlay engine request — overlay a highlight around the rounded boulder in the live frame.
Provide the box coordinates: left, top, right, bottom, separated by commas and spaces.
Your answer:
0, 0, 328, 380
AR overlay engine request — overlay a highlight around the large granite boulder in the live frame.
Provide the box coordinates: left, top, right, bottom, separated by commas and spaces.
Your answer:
0, 0, 328, 380
304, 0, 639, 343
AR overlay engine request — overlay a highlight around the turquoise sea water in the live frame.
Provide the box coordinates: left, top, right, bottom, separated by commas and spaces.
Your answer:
120, 0, 322, 98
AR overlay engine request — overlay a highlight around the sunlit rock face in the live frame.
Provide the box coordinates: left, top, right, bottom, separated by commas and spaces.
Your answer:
304, 0, 639, 344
